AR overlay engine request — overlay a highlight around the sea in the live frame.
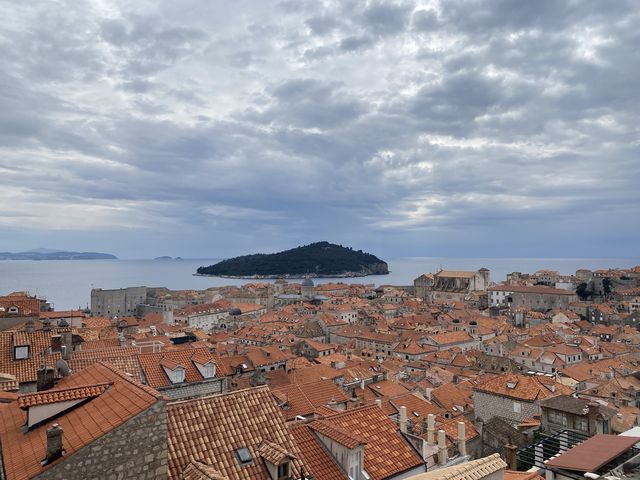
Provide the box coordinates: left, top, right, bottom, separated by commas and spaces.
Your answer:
0, 257, 638, 310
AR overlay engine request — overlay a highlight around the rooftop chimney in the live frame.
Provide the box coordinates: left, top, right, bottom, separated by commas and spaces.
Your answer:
505, 441, 517, 470
37, 367, 55, 391
45, 424, 64, 464
61, 332, 73, 360
375, 399, 382, 409
427, 414, 436, 446
457, 421, 466, 457
399, 406, 408, 434
50, 335, 62, 353
25, 319, 35, 333
437, 429, 448, 465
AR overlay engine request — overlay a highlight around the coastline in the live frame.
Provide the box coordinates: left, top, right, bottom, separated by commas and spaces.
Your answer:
192, 271, 390, 279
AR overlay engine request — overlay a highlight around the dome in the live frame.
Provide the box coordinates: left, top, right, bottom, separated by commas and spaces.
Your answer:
301, 278, 314, 287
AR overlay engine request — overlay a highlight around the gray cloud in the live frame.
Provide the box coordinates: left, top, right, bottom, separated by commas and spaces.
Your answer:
0, 0, 638, 258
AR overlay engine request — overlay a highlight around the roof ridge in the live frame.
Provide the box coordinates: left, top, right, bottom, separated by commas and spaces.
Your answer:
96, 361, 164, 399
168, 385, 269, 406
17, 382, 112, 408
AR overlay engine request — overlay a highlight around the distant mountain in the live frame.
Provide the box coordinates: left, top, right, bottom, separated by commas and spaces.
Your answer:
0, 249, 117, 260
196, 241, 389, 278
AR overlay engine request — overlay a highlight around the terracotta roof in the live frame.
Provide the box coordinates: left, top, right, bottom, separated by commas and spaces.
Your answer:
17, 383, 111, 408
181, 461, 228, 480
390, 393, 443, 420
138, 347, 222, 389
67, 346, 142, 382
271, 380, 348, 421
311, 405, 423, 480
367, 380, 410, 398
289, 423, 347, 480
473, 374, 571, 402
167, 386, 308, 480
504, 471, 544, 480
428, 331, 475, 345
257, 440, 297, 465
310, 420, 366, 449
0, 362, 163, 480
409, 453, 506, 480
0, 331, 62, 384
546, 434, 640, 472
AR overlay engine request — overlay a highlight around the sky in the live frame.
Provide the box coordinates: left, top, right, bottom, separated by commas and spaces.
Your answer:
0, 0, 638, 259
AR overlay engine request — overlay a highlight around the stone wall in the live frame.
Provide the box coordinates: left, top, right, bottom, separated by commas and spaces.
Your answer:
36, 401, 167, 480
161, 378, 226, 400
473, 391, 539, 424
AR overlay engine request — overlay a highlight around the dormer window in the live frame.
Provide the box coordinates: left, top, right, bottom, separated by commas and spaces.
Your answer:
277, 462, 290, 480
14, 345, 29, 360
161, 359, 186, 384
169, 367, 185, 384
8, 306, 18, 314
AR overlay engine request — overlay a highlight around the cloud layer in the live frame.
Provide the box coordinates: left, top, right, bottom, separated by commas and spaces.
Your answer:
1, 0, 638, 258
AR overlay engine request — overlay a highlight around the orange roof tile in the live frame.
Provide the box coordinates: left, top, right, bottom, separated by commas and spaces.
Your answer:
0, 362, 162, 480
289, 423, 347, 480
312, 405, 423, 480
17, 383, 111, 408
167, 386, 308, 480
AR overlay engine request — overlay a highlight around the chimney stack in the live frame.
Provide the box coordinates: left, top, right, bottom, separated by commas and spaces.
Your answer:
60, 332, 73, 360
37, 367, 55, 391
437, 429, 448, 465
425, 388, 432, 401
45, 424, 64, 463
505, 441, 517, 470
399, 406, 408, 434
25, 319, 35, 333
50, 335, 62, 353
427, 414, 436, 446
457, 421, 466, 457
375, 399, 382, 409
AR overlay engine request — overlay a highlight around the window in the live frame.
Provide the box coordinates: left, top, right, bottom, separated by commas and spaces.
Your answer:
203, 364, 216, 378
8, 306, 18, 314
277, 462, 289, 479
169, 367, 185, 384
236, 448, 253, 466
14, 345, 29, 360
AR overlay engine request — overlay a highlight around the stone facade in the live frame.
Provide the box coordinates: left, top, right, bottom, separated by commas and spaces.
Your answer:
90, 286, 148, 317
35, 401, 167, 480
473, 390, 540, 424
160, 377, 227, 400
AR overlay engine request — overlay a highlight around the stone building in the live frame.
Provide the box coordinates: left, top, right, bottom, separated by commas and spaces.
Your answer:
413, 269, 490, 304
488, 285, 578, 311
539, 395, 616, 436
473, 373, 572, 425
0, 362, 167, 480
90, 286, 148, 317
137, 347, 228, 400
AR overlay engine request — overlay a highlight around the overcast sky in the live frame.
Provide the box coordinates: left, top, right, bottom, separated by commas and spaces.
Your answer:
1, 0, 638, 259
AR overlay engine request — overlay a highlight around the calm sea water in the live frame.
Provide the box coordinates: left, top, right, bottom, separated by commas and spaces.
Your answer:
0, 257, 638, 310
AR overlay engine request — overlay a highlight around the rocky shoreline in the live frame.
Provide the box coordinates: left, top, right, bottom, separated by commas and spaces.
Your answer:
192, 270, 389, 279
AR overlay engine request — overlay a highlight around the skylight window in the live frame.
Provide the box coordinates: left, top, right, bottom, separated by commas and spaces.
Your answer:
236, 448, 253, 466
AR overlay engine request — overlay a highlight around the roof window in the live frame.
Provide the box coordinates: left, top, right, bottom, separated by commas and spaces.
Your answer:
236, 447, 253, 466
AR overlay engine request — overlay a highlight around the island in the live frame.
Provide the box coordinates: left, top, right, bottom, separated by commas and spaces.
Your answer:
153, 256, 183, 261
0, 249, 117, 260
196, 241, 389, 278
